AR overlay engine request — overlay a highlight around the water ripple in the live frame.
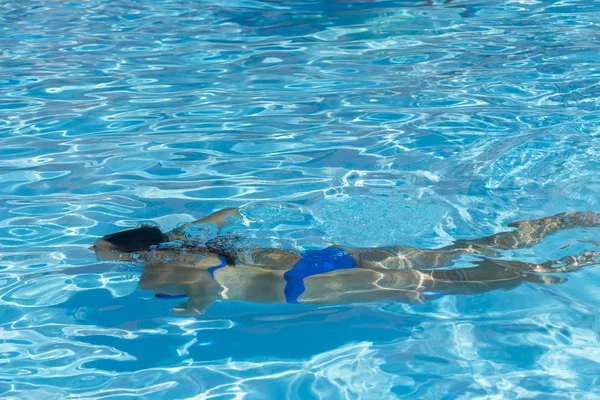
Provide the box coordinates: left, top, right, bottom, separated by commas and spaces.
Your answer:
2, 0, 600, 398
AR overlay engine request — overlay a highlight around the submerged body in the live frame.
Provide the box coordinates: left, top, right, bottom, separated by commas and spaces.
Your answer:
91, 209, 600, 314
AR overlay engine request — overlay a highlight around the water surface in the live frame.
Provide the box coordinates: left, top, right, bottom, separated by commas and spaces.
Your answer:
1, 0, 600, 398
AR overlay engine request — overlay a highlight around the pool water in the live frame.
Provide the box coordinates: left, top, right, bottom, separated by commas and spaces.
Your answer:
2, 0, 600, 398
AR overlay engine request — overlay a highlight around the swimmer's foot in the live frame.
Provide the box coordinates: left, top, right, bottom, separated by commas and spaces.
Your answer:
477, 250, 600, 275
542, 250, 600, 273
508, 211, 600, 231
454, 211, 600, 252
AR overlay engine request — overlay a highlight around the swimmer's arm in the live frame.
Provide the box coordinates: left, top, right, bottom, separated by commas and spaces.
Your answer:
191, 207, 242, 229
173, 279, 221, 315
167, 207, 242, 241
138, 262, 223, 314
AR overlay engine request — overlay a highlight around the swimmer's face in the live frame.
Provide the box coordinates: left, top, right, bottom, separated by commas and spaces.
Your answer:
91, 226, 168, 261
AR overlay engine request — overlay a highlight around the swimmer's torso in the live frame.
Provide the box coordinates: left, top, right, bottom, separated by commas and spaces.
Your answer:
138, 247, 427, 306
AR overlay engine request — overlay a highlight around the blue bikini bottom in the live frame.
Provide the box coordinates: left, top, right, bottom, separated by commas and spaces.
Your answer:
155, 248, 356, 303
284, 246, 356, 303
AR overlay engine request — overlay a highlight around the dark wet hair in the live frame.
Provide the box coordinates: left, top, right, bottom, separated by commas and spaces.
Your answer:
102, 226, 169, 253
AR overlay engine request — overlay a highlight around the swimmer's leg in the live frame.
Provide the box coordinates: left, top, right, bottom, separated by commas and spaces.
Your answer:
449, 211, 600, 252
424, 264, 531, 295
425, 249, 600, 294
299, 265, 536, 304
350, 212, 600, 270
348, 245, 471, 270
307, 248, 599, 304
299, 268, 429, 304
236, 248, 300, 270
477, 250, 600, 274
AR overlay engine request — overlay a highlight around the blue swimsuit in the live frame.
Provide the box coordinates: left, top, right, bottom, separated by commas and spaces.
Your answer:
284, 246, 355, 303
156, 248, 356, 303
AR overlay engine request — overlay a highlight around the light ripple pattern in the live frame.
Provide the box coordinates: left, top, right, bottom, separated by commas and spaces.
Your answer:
1, 0, 600, 398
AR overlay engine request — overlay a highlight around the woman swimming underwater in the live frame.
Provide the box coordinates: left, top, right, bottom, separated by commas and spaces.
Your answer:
91, 209, 600, 314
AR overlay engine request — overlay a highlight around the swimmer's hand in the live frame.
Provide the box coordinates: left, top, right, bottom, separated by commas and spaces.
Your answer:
172, 298, 214, 315
170, 276, 221, 315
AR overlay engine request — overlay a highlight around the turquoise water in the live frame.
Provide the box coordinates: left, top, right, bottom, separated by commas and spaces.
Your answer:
2, 0, 600, 398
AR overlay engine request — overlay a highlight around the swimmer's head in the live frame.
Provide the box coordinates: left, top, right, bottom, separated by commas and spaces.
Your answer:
91, 226, 168, 260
